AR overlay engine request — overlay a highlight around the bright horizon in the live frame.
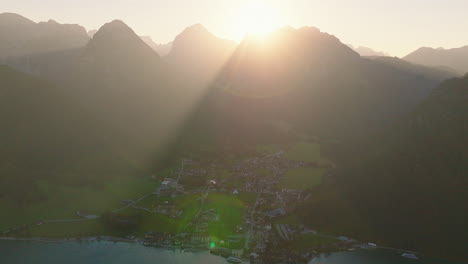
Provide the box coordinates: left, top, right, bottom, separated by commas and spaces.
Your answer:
2, 0, 468, 57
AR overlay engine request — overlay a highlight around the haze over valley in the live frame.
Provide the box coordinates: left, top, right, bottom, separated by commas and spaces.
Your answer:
0, 4, 466, 264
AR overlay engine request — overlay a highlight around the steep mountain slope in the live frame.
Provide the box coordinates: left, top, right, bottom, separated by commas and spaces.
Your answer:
0, 20, 194, 204
176, 26, 453, 151
88, 31, 173, 55
0, 13, 89, 58
84, 20, 160, 70
166, 24, 236, 82
0, 66, 135, 204
334, 75, 468, 260
403, 46, 468, 75
69, 20, 192, 165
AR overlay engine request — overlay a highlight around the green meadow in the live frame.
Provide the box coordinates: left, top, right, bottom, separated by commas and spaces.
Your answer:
0, 176, 158, 230
204, 193, 245, 239
285, 142, 321, 162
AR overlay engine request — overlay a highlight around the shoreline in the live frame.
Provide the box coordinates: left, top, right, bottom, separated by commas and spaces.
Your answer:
1, 236, 432, 263
0, 235, 420, 256
0, 236, 140, 244
0, 236, 211, 252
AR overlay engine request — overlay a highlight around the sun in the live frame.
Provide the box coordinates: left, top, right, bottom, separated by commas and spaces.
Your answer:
235, 1, 281, 39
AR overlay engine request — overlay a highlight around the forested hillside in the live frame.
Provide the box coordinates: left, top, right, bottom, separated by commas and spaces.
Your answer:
299, 75, 468, 260
0, 65, 137, 204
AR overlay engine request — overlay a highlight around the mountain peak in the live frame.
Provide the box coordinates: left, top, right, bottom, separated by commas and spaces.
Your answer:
174, 24, 213, 42
88, 20, 141, 46
92, 20, 135, 37
85, 19, 160, 64
184, 23, 209, 33
46, 19, 59, 24
0, 12, 35, 25
404, 45, 468, 75
169, 24, 235, 58
350, 45, 388, 57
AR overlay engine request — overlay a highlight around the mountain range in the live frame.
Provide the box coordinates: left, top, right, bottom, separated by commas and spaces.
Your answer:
179, 26, 456, 146
403, 46, 468, 75
0, 13, 466, 261
0, 13, 89, 58
348, 45, 388, 57
89, 28, 173, 56
166, 24, 236, 83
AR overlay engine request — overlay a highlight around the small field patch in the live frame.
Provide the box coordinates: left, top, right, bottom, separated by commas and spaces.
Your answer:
280, 168, 324, 190
256, 144, 282, 155
285, 142, 321, 162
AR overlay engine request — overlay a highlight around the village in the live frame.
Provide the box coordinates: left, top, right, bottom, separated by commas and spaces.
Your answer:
110, 146, 360, 264
1, 142, 382, 264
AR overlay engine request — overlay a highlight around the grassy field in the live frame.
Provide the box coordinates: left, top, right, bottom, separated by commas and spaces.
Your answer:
114, 193, 245, 237
279, 167, 324, 190
28, 193, 204, 237
0, 176, 158, 230
256, 144, 282, 155
28, 220, 111, 238
125, 193, 202, 234
204, 193, 245, 239
285, 142, 321, 162
4, 189, 245, 239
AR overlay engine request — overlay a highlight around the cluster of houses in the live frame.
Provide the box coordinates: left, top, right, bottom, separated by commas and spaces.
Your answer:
156, 178, 184, 195
135, 149, 336, 262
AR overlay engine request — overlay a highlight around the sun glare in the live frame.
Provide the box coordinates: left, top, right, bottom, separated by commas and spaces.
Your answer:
236, 1, 281, 40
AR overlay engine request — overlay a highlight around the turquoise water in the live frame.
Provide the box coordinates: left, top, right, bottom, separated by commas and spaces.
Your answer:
0, 240, 461, 264
0, 240, 228, 264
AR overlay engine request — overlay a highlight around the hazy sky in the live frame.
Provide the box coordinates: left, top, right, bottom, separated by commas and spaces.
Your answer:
2, 0, 468, 56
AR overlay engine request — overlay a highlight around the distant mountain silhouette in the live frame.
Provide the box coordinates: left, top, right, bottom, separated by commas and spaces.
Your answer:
88, 30, 173, 55
0, 13, 89, 58
403, 46, 468, 75
370, 56, 459, 80
140, 36, 172, 56
180, 26, 451, 145
87, 29, 97, 37
166, 24, 236, 82
85, 20, 160, 66
349, 45, 388, 57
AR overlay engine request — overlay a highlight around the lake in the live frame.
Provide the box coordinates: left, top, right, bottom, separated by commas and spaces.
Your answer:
0, 240, 461, 264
